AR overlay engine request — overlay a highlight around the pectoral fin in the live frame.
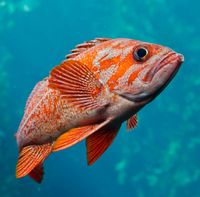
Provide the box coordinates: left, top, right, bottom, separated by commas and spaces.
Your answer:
48, 60, 108, 110
86, 124, 121, 165
16, 143, 52, 180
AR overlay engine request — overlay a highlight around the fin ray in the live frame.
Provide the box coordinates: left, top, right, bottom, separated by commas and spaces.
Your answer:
126, 114, 138, 131
52, 119, 111, 152
48, 60, 106, 110
66, 38, 111, 59
16, 143, 52, 179
86, 124, 121, 165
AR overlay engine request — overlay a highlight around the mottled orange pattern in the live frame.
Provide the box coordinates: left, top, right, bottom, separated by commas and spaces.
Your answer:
15, 38, 183, 183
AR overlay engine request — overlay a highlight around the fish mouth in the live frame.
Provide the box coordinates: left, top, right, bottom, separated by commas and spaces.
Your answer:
144, 52, 184, 82
132, 52, 184, 102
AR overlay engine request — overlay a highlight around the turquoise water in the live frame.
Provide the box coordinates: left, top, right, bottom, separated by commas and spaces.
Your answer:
0, 0, 199, 196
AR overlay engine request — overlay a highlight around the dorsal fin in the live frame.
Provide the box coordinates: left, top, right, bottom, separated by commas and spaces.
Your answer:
66, 38, 111, 59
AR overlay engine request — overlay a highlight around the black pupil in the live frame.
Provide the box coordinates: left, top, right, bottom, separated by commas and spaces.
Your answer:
137, 48, 147, 58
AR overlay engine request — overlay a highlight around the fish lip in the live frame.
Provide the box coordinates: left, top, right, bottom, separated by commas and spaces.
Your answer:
132, 52, 184, 102
159, 52, 184, 71
144, 52, 183, 83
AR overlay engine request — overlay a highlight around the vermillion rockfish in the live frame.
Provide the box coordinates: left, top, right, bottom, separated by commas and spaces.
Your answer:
15, 38, 184, 183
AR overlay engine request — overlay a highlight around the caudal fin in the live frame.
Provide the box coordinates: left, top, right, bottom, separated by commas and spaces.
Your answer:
16, 143, 52, 182
29, 163, 44, 183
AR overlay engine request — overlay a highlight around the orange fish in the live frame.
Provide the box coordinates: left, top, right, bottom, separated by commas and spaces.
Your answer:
15, 38, 184, 183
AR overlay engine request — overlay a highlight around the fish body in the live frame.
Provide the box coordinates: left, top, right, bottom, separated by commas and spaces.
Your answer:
16, 78, 107, 148
15, 38, 184, 183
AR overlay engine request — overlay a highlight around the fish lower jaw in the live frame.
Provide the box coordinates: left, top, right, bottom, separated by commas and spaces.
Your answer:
131, 54, 182, 104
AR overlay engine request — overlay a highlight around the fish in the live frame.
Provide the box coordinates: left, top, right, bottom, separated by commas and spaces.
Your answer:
15, 38, 184, 183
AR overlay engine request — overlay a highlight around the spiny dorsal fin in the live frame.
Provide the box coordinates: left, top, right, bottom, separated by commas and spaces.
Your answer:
86, 124, 121, 165
126, 114, 138, 131
66, 38, 111, 59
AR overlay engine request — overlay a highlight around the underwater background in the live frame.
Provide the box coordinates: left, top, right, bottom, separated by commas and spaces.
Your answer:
0, 0, 199, 196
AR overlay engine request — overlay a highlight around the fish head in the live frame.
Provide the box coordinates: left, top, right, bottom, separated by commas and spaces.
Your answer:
114, 40, 184, 107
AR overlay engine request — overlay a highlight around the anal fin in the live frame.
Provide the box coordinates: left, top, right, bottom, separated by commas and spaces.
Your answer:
52, 119, 111, 152
86, 124, 121, 165
53, 125, 94, 152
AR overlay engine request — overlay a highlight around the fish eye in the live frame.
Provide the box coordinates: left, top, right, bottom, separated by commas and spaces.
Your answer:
133, 47, 148, 62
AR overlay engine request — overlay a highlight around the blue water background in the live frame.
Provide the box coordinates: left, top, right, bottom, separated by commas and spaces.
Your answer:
0, 0, 199, 196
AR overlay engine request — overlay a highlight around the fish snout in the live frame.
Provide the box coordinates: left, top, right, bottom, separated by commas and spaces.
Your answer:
177, 53, 184, 63
130, 51, 184, 103
142, 51, 184, 83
